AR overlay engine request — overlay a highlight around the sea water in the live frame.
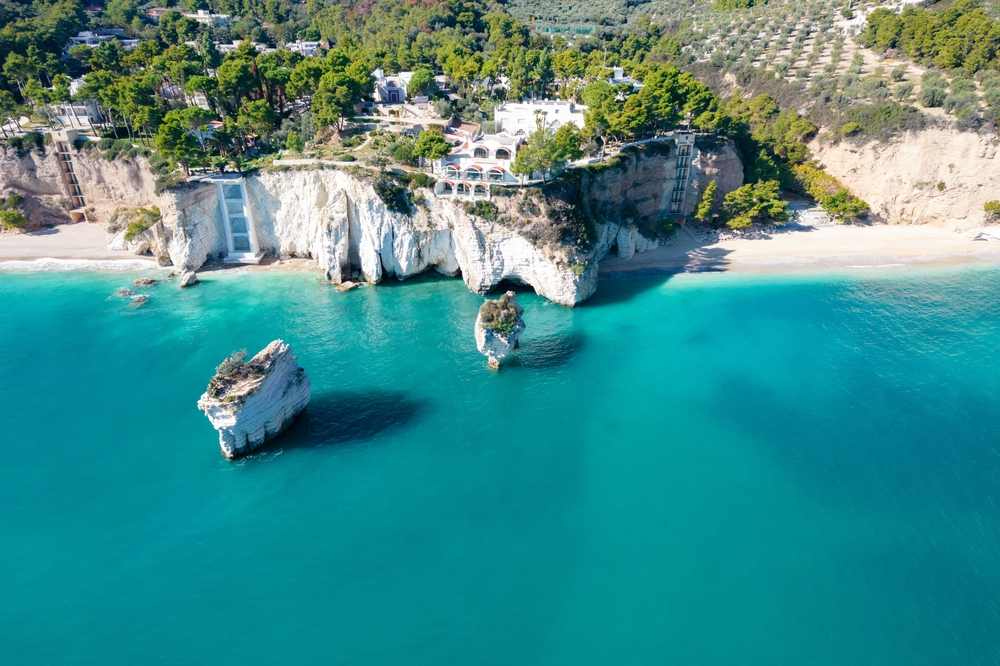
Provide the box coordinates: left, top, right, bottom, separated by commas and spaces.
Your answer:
1, 267, 998, 665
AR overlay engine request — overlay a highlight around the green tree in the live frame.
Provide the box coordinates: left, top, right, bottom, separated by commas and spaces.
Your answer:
155, 110, 198, 175
413, 129, 453, 165
693, 180, 718, 225
722, 180, 789, 229
311, 70, 362, 130
407, 68, 436, 98
285, 130, 304, 153
821, 188, 870, 222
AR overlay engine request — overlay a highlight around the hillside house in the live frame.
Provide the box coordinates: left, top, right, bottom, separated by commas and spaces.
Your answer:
372, 69, 413, 104
494, 100, 587, 136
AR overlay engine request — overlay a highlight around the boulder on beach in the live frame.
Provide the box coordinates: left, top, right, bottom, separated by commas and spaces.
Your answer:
197, 340, 311, 459
179, 271, 199, 288
474, 291, 525, 370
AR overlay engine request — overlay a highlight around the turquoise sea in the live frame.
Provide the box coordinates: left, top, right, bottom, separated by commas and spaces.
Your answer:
2, 266, 999, 664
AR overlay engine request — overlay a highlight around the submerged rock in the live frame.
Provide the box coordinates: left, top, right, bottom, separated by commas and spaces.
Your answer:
197, 340, 311, 459
335, 280, 358, 292
474, 291, 525, 370
179, 271, 199, 288
115, 287, 132, 298
133, 277, 157, 287
129, 294, 149, 305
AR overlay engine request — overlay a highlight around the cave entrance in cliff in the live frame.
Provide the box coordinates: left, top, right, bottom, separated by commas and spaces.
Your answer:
199, 175, 264, 265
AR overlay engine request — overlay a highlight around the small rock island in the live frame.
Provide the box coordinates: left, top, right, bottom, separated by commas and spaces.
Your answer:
475, 291, 525, 370
197, 340, 311, 459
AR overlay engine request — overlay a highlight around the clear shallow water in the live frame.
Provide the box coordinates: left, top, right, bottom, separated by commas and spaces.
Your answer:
2, 267, 999, 665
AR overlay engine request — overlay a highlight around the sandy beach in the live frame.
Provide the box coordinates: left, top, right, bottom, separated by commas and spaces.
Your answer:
3, 220, 1000, 275
598, 223, 1000, 276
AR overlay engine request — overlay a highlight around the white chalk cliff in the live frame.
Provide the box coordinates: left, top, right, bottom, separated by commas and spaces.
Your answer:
197, 340, 311, 459
1, 138, 743, 305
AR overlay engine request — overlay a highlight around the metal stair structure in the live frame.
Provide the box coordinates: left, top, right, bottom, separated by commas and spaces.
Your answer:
668, 133, 695, 217
52, 130, 88, 222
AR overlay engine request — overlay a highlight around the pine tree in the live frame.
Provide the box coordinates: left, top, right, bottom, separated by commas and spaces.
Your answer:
692, 180, 717, 225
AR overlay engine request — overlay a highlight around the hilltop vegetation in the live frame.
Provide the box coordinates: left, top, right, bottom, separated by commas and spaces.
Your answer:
0, 0, 871, 228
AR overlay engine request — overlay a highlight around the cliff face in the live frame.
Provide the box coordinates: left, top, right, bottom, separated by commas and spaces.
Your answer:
0, 136, 744, 305
811, 128, 1000, 230
197, 340, 311, 459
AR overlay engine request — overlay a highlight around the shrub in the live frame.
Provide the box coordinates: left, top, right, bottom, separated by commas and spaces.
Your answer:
478, 291, 523, 336
121, 206, 161, 241
465, 200, 498, 221
206, 350, 267, 399
893, 82, 915, 101
890, 66, 907, 82
5, 132, 45, 157
374, 178, 411, 215
919, 86, 947, 107
950, 78, 977, 94
820, 188, 869, 221
839, 121, 862, 135
406, 171, 435, 189
0, 209, 27, 229
985, 200, 1000, 220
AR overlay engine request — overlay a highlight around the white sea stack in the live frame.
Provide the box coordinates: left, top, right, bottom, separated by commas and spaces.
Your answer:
474, 291, 525, 370
179, 271, 199, 288
197, 340, 311, 459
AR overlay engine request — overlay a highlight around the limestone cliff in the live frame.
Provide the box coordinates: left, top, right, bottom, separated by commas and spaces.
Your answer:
0, 136, 744, 305
197, 340, 311, 459
811, 128, 1000, 231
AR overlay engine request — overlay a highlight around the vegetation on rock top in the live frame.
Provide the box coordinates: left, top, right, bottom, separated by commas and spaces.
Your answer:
479, 292, 523, 337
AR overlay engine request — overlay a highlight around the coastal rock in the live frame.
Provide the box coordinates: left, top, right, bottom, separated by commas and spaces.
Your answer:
130, 294, 148, 305
133, 277, 157, 286
179, 270, 199, 288
197, 340, 311, 459
617, 227, 636, 259
474, 291, 525, 370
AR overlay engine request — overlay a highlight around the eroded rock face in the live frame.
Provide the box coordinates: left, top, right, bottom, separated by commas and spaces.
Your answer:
810, 127, 1000, 230
474, 291, 525, 370
179, 271, 198, 288
197, 340, 311, 459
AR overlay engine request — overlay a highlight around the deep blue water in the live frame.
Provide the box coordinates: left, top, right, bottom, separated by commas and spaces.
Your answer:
1, 267, 999, 665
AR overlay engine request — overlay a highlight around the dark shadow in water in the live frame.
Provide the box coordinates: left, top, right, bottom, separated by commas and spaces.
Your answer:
586, 244, 735, 307
268, 390, 425, 451
507, 331, 586, 370
375, 268, 461, 289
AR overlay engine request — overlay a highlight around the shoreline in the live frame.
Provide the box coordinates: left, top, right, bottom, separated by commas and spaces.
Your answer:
3, 220, 1000, 278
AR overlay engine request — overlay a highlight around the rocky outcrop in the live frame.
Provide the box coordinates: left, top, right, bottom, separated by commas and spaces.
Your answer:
179, 270, 199, 288
197, 340, 311, 459
474, 291, 525, 369
811, 127, 1000, 231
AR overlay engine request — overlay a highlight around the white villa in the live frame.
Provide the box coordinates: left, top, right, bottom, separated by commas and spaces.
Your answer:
67, 30, 138, 50
52, 100, 102, 127
609, 66, 643, 91
494, 100, 587, 136
433, 134, 525, 199
184, 9, 230, 26
284, 40, 322, 57
372, 69, 414, 104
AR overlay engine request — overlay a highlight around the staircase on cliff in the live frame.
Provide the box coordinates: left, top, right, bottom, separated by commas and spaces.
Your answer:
668, 133, 695, 217
52, 130, 88, 222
